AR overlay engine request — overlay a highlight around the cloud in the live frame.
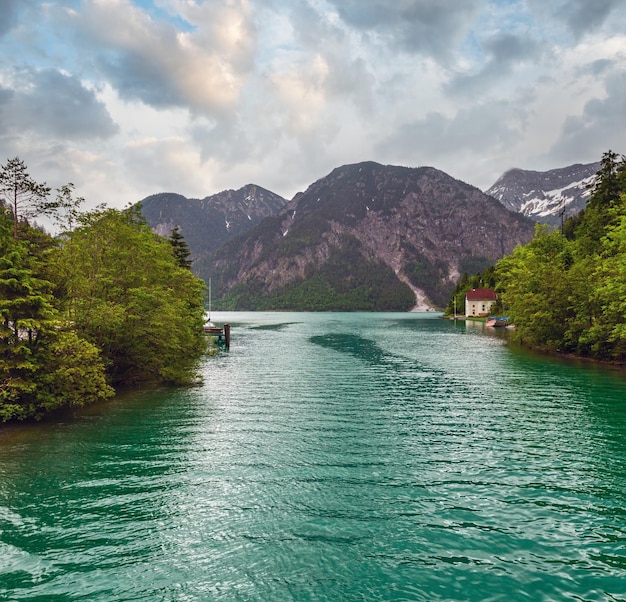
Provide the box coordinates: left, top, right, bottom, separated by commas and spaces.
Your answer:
282, 3, 377, 110
562, 0, 626, 39
549, 70, 626, 162
61, 0, 256, 115
0, 68, 118, 140
525, 0, 626, 40
0, 86, 14, 106
0, 0, 624, 213
376, 100, 529, 163
270, 54, 332, 135
0, 0, 20, 37
326, 0, 480, 62
183, 1, 377, 173
445, 32, 545, 97
577, 58, 615, 77
121, 136, 210, 195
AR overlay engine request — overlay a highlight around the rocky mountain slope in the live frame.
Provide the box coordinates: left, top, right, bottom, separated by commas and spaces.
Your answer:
486, 162, 600, 226
139, 185, 288, 257
196, 162, 535, 311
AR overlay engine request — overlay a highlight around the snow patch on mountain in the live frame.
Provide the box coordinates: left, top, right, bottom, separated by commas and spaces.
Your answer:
486, 162, 600, 226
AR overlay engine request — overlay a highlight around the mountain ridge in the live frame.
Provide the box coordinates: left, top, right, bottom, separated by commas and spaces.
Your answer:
195, 162, 535, 310
485, 162, 600, 226
138, 159, 600, 311
138, 184, 288, 257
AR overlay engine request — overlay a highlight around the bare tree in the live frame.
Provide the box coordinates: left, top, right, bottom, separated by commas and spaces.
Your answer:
0, 157, 51, 239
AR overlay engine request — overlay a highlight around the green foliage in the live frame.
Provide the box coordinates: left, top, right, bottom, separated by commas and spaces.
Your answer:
0, 246, 56, 343
0, 157, 51, 239
589, 150, 626, 209
168, 225, 193, 269
50, 183, 86, 233
0, 209, 114, 421
57, 207, 207, 385
579, 212, 626, 358
220, 236, 415, 311
496, 226, 578, 350
0, 330, 114, 422
0, 159, 210, 421
35, 331, 112, 414
569, 151, 626, 255
444, 265, 497, 316
487, 152, 626, 361
404, 252, 451, 308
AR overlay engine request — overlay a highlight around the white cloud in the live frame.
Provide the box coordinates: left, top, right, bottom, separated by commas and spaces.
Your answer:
62, 0, 255, 114
122, 136, 214, 195
0, 0, 624, 210
271, 54, 330, 135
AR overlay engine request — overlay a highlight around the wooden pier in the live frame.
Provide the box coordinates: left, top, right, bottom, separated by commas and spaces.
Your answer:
203, 323, 230, 349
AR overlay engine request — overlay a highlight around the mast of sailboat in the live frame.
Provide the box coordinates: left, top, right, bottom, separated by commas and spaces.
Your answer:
208, 277, 212, 322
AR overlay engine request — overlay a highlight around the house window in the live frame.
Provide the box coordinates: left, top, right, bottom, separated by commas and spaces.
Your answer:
482, 304, 485, 311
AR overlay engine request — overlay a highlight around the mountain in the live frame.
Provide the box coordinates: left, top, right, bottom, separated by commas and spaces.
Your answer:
196, 162, 536, 311
138, 185, 288, 257
486, 162, 600, 226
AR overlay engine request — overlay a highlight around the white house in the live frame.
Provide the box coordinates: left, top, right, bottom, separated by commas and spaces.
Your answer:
465, 288, 497, 317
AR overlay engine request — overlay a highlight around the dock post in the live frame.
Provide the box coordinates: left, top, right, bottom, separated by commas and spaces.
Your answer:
224, 324, 230, 349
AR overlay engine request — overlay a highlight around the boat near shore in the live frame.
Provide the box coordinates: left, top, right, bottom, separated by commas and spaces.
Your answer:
203, 322, 230, 349
203, 277, 230, 348
486, 316, 509, 328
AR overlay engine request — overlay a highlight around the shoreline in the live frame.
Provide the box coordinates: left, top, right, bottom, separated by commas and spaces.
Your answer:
444, 313, 625, 369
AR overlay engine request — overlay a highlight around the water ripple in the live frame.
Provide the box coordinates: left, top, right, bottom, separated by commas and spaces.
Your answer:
1, 312, 625, 601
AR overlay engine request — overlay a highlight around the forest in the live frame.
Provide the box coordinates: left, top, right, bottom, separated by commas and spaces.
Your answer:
218, 234, 416, 311
0, 158, 208, 422
3, 150, 624, 421
447, 151, 626, 362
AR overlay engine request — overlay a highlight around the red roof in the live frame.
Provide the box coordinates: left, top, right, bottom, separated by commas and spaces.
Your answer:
466, 288, 497, 301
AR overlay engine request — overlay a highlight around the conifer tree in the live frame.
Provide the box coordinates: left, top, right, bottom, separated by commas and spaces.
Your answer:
590, 150, 624, 209
169, 225, 193, 269
0, 157, 51, 239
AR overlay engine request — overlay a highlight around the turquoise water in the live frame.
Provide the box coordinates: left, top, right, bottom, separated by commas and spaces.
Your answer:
1, 312, 625, 601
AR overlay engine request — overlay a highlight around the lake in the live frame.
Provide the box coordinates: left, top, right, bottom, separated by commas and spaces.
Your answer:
1, 312, 625, 601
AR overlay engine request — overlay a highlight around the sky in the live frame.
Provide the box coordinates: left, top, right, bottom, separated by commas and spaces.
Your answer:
1, 0, 625, 212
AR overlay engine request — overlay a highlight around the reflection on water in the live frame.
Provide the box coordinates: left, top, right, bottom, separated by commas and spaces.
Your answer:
1, 312, 625, 601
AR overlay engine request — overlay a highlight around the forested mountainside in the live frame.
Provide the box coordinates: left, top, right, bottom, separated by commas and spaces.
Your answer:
196, 162, 535, 311
139, 185, 288, 257
486, 162, 601, 226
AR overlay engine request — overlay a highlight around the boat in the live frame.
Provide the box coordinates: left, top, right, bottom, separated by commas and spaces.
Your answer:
204, 277, 219, 333
203, 278, 230, 348
486, 316, 509, 328
203, 321, 230, 348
